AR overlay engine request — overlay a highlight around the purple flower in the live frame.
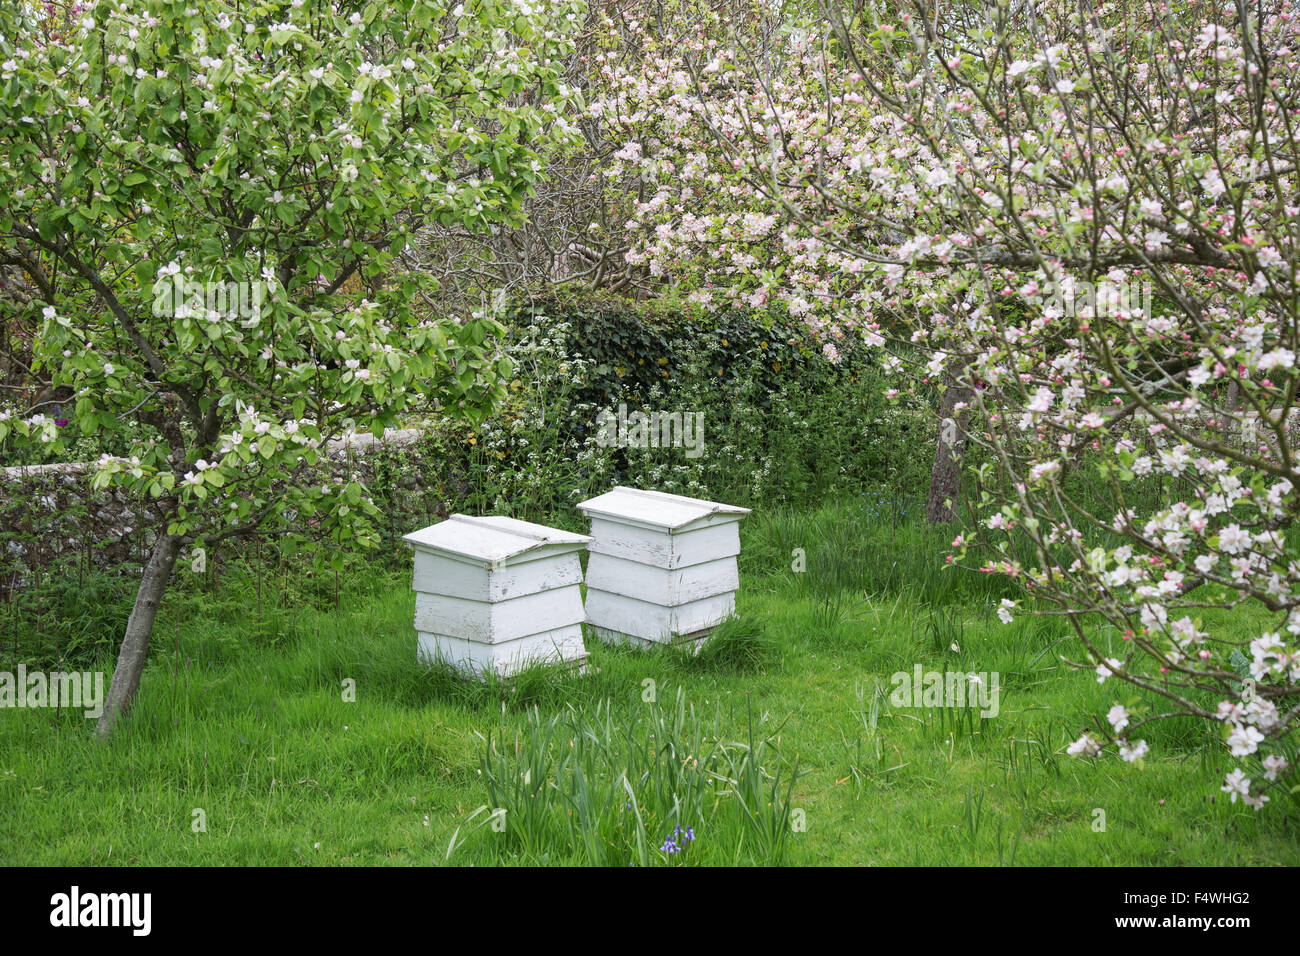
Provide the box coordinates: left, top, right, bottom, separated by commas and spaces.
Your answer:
662, 824, 696, 856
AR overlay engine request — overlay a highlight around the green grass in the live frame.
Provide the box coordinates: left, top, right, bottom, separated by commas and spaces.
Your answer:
0, 500, 1297, 865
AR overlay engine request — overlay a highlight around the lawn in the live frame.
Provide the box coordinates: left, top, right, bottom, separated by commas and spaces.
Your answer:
2, 501, 1296, 866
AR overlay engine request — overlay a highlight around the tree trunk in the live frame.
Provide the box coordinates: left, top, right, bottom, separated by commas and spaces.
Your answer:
925, 374, 972, 524
95, 531, 182, 739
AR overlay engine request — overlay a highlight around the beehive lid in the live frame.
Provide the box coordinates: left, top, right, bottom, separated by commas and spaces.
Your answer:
403, 515, 590, 566
577, 487, 750, 533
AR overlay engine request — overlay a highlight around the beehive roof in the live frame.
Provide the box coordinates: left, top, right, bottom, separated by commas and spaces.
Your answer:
403, 514, 590, 564
577, 487, 750, 532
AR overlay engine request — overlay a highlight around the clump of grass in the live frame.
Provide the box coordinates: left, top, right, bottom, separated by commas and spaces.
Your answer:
744, 500, 1025, 607
0, 566, 137, 669
447, 687, 799, 866
687, 616, 776, 673
840, 679, 903, 792
414, 654, 589, 713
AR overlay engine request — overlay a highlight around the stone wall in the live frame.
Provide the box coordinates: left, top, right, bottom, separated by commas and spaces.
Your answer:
0, 429, 429, 597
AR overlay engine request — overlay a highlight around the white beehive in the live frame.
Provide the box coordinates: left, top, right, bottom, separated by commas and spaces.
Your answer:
402, 515, 591, 678
577, 487, 750, 647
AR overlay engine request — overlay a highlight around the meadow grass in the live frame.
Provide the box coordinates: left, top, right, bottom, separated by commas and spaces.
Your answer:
1, 500, 1297, 865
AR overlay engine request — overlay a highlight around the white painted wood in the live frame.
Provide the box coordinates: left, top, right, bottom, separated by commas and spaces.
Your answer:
585, 552, 737, 606
413, 550, 582, 601
413, 584, 584, 644
585, 516, 740, 570
578, 486, 750, 532
403, 514, 589, 566
577, 487, 747, 647
585, 625, 710, 653
583, 588, 735, 644
417, 625, 587, 677
404, 514, 591, 678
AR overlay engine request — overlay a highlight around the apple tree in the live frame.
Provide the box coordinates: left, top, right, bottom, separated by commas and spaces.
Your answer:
0, 0, 585, 736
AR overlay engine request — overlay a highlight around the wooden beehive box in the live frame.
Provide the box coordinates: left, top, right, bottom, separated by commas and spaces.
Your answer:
402, 515, 591, 678
577, 487, 750, 647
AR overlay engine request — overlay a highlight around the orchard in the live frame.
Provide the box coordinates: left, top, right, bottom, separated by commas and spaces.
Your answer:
0, 0, 1296, 875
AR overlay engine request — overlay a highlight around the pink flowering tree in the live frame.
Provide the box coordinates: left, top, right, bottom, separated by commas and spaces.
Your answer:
587, 0, 986, 520
595, 0, 1299, 805
0, 0, 583, 736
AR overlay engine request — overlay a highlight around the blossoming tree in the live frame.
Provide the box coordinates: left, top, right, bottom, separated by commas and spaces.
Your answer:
0, 0, 583, 736
595, 0, 1299, 805
587, 0, 990, 520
